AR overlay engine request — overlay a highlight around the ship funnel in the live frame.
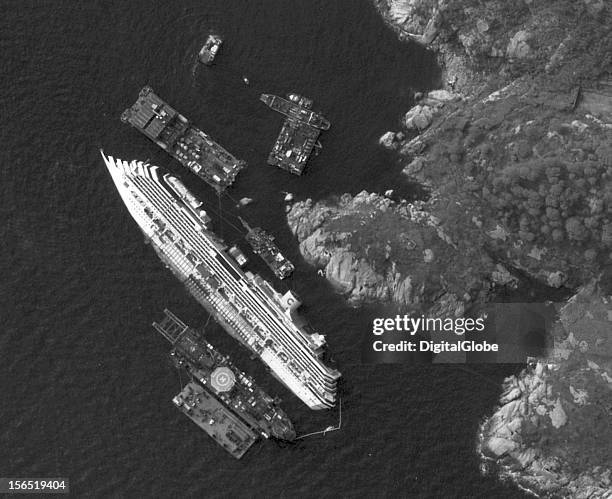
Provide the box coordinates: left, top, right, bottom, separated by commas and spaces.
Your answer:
280, 291, 301, 312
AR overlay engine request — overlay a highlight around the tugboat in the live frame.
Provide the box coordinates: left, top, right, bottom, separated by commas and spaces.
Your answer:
199, 34, 222, 65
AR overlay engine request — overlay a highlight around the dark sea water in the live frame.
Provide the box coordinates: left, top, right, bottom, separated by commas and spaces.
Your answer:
1, 1, 529, 497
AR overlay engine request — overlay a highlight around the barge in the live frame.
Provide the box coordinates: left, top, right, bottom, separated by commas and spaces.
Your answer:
261, 93, 330, 175
121, 86, 245, 192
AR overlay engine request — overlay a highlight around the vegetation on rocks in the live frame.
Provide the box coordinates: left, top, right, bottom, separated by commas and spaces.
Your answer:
478, 282, 612, 497
374, 0, 612, 289
367, 1, 612, 496
284, 1, 612, 496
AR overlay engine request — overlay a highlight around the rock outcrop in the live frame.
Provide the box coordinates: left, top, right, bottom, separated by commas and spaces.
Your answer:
378, 131, 398, 149
478, 282, 612, 497
403, 104, 435, 131
287, 191, 500, 312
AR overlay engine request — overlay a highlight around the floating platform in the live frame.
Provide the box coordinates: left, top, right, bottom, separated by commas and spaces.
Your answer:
261, 93, 330, 175
173, 381, 258, 459
199, 35, 222, 65
121, 86, 245, 192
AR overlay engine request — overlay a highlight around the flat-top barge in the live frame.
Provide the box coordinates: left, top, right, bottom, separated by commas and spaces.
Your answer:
261, 93, 330, 175
173, 381, 257, 459
121, 86, 245, 192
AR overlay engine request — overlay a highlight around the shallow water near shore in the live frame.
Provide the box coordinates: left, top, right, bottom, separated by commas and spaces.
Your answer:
2, 1, 530, 496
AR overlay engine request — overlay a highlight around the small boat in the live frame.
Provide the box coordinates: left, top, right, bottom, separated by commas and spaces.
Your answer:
199, 34, 222, 65
243, 76, 250, 85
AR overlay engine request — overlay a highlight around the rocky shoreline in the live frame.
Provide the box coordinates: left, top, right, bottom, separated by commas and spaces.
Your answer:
478, 282, 612, 498
367, 2, 612, 496
284, 0, 611, 496
288, 0, 612, 307
287, 190, 502, 314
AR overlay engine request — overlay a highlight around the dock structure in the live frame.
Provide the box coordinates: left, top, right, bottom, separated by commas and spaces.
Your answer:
121, 86, 245, 192
260, 93, 330, 175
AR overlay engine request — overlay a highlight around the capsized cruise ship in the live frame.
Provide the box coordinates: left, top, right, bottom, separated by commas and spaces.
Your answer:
102, 152, 340, 409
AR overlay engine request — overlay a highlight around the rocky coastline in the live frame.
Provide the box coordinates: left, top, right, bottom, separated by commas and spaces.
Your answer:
288, 191, 482, 313
284, 0, 611, 496
478, 282, 612, 498
369, 2, 612, 496
372, 0, 612, 291
288, 0, 612, 307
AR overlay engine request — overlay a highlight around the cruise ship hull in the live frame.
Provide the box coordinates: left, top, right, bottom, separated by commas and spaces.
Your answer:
103, 152, 340, 410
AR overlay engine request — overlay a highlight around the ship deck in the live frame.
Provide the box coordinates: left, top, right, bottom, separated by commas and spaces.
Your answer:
245, 229, 294, 279
173, 382, 258, 459
122, 87, 245, 191
122, 88, 183, 144
173, 126, 244, 190
155, 310, 293, 440
262, 94, 330, 130
267, 119, 320, 175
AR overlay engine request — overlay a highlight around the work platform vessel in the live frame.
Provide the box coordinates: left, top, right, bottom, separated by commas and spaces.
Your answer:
174, 381, 258, 459
154, 308, 295, 444
261, 93, 330, 175
240, 218, 294, 280
102, 152, 340, 410
121, 86, 245, 192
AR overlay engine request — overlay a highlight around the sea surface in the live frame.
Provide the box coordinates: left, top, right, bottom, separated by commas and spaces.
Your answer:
1, 1, 529, 497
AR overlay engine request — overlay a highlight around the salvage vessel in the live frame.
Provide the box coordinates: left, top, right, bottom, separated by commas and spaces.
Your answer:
261, 93, 330, 175
103, 152, 340, 409
240, 218, 294, 279
121, 86, 245, 192
173, 381, 258, 459
154, 309, 295, 442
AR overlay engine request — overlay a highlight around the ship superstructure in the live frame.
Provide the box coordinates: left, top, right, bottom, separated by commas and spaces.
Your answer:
102, 152, 340, 410
153, 309, 295, 441
261, 93, 330, 175
121, 86, 245, 192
